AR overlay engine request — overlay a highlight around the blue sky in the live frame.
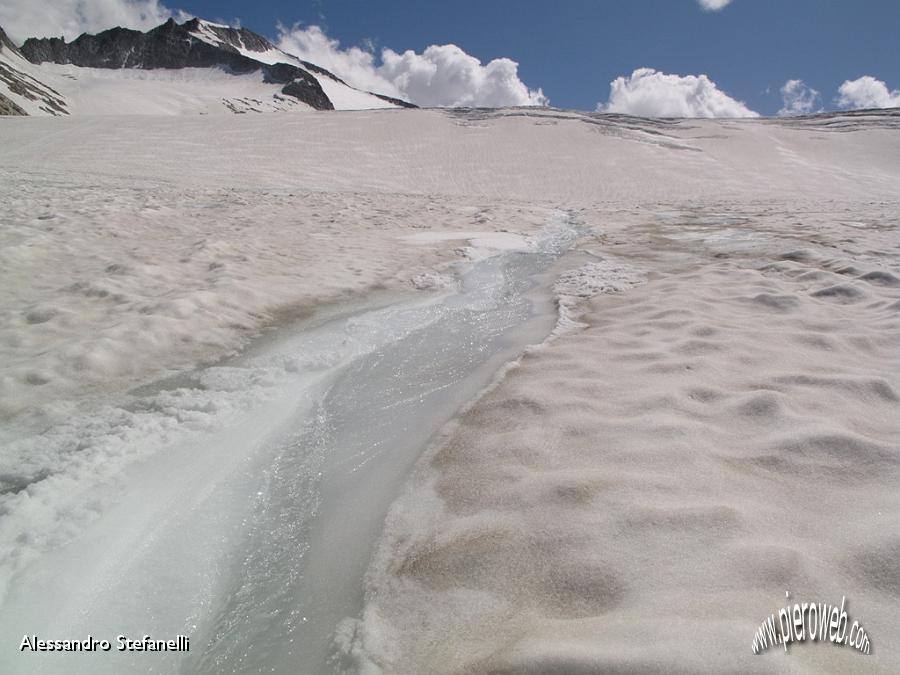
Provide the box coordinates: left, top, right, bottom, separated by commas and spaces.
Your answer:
176, 0, 900, 114
3, 0, 898, 115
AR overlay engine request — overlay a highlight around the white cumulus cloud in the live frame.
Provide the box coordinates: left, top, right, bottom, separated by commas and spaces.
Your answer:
697, 0, 734, 11
778, 79, 821, 116
276, 24, 547, 108
598, 68, 758, 118
379, 45, 547, 107
836, 76, 900, 110
0, 0, 191, 44
275, 24, 402, 99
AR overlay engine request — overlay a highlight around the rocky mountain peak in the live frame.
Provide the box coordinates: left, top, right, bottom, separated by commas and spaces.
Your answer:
3, 18, 414, 114
18, 20, 335, 109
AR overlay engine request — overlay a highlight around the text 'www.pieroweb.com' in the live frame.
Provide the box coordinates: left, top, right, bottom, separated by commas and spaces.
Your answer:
752, 594, 872, 655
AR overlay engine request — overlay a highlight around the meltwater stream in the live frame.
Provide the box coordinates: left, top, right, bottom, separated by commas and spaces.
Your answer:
0, 217, 584, 675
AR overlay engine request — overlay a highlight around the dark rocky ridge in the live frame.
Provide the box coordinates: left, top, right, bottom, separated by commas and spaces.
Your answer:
20, 18, 339, 109
23, 20, 252, 71
175, 20, 415, 107
12, 18, 415, 113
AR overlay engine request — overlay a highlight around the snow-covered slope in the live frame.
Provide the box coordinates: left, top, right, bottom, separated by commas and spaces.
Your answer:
1, 107, 899, 675
0, 26, 68, 115
1, 106, 897, 418
21, 63, 320, 115
0, 18, 411, 115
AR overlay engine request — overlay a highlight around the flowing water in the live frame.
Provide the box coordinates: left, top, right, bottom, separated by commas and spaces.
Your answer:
0, 214, 585, 675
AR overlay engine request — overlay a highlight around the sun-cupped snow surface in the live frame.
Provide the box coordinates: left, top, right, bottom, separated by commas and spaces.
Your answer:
351, 218, 900, 673
1, 108, 900, 674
